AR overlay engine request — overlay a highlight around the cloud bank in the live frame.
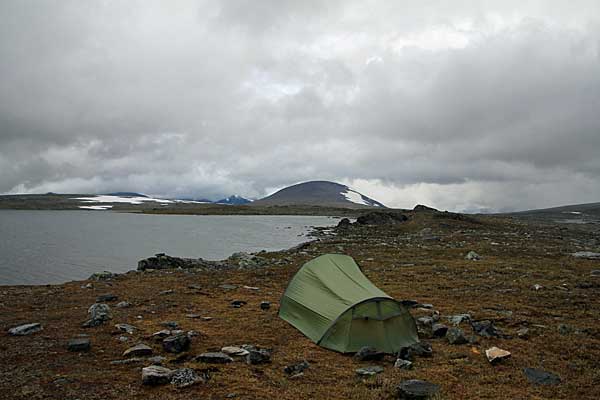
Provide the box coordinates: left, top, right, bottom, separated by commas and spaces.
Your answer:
1, 1, 599, 211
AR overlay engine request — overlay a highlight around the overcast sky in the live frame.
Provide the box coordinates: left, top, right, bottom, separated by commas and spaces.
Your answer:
1, 1, 599, 212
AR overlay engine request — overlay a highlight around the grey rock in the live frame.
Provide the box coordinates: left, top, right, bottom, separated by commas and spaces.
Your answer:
96, 294, 118, 302
354, 346, 385, 361
123, 343, 153, 357
523, 368, 561, 385
221, 346, 249, 356
8, 323, 42, 336
356, 212, 408, 225
228, 252, 268, 268
196, 352, 233, 364
446, 327, 468, 345
284, 360, 309, 375
142, 365, 173, 386
517, 327, 529, 339
417, 316, 434, 327
170, 368, 203, 388
82, 303, 112, 327
260, 301, 271, 310
432, 323, 448, 338
115, 301, 131, 308
471, 320, 502, 338
231, 300, 247, 308
115, 323, 137, 334
465, 251, 481, 260
397, 379, 440, 399
220, 284, 237, 290
162, 334, 190, 354
89, 271, 116, 281
67, 338, 91, 352
446, 314, 471, 326
398, 342, 432, 360
591, 269, 600, 277
394, 358, 413, 370
572, 251, 600, 260
558, 324, 573, 335
186, 314, 202, 319
246, 349, 271, 365
159, 289, 175, 295
356, 365, 384, 376
337, 218, 351, 228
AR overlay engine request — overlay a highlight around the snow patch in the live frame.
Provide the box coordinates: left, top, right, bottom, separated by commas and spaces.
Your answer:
562, 211, 582, 215
340, 189, 371, 206
79, 205, 113, 211
74, 195, 174, 205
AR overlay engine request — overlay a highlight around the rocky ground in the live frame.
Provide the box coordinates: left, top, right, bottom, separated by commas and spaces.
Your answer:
1, 211, 599, 399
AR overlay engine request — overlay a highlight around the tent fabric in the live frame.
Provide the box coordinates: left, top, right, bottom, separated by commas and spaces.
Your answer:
279, 254, 419, 353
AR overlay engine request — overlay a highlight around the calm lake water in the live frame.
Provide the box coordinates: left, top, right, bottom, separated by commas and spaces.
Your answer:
0, 210, 339, 286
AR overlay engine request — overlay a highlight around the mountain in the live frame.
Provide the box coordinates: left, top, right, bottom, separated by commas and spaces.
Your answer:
215, 195, 252, 205
252, 181, 386, 208
105, 192, 148, 197
505, 201, 600, 223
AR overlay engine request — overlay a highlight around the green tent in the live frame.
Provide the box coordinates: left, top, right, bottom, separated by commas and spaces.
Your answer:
279, 254, 419, 353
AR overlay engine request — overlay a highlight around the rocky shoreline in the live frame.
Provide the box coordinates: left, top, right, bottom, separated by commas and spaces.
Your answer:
1, 210, 599, 399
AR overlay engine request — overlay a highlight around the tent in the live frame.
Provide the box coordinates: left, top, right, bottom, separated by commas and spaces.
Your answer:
278, 254, 419, 353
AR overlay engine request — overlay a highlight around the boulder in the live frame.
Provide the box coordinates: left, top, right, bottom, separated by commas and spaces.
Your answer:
397, 379, 440, 399
337, 218, 351, 228
413, 204, 438, 212
432, 323, 448, 338
446, 327, 468, 345
88, 271, 116, 281
355, 365, 384, 376
8, 323, 42, 336
67, 338, 91, 352
82, 303, 112, 327
284, 360, 310, 375
446, 314, 471, 326
123, 343, 153, 357
354, 346, 385, 361
465, 251, 481, 261
170, 368, 203, 388
394, 359, 413, 370
485, 347, 511, 364
163, 334, 190, 354
523, 368, 561, 385
142, 365, 173, 386
471, 320, 502, 338
196, 352, 233, 364
246, 349, 271, 365
398, 342, 432, 360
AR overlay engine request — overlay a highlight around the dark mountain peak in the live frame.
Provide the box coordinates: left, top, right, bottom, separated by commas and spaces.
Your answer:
215, 195, 252, 205
252, 180, 386, 208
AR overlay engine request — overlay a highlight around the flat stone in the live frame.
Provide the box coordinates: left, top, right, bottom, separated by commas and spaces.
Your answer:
446, 327, 468, 345
354, 346, 385, 361
159, 289, 175, 295
485, 346, 511, 364
142, 365, 173, 386
67, 338, 91, 352
220, 284, 237, 290
123, 343, 153, 357
115, 323, 137, 334
221, 346, 249, 356
397, 379, 440, 399
8, 323, 42, 336
186, 314, 202, 319
96, 294, 118, 302
170, 368, 202, 388
394, 358, 413, 370
356, 365, 384, 376
572, 251, 600, 260
196, 352, 233, 364
523, 368, 561, 385
115, 301, 131, 308
162, 334, 190, 354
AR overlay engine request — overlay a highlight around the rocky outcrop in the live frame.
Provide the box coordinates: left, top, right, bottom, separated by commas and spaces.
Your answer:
137, 252, 268, 271
356, 212, 408, 225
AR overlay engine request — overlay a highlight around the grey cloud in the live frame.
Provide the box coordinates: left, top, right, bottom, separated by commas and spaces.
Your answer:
1, 1, 600, 210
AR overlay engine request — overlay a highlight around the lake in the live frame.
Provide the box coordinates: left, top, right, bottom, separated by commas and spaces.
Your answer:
0, 210, 339, 285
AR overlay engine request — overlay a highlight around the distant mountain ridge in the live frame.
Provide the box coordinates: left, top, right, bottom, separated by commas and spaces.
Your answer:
252, 181, 386, 208
215, 195, 252, 205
